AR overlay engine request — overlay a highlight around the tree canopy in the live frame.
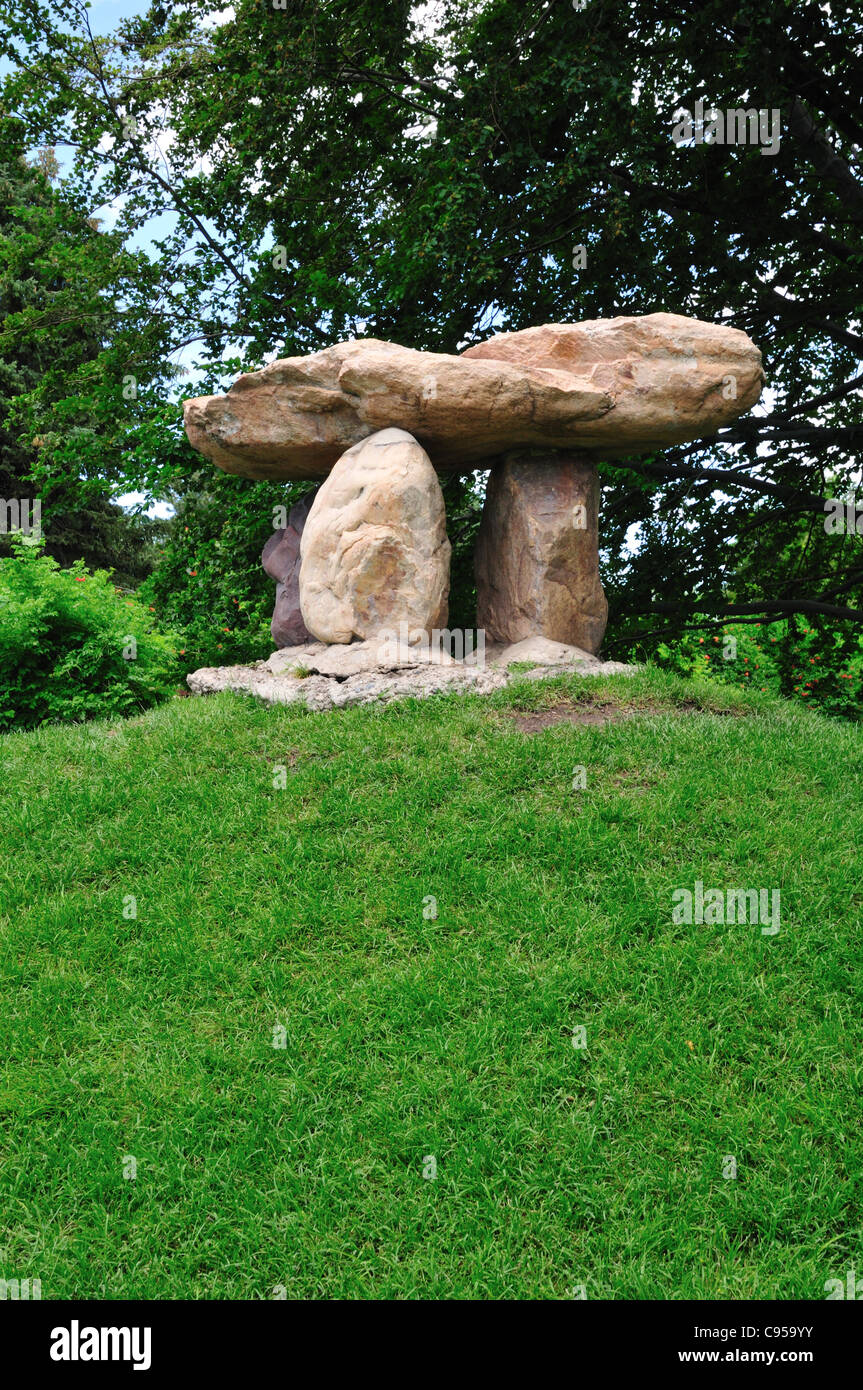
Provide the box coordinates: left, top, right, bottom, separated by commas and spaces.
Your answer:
0, 117, 168, 578
1, 0, 861, 653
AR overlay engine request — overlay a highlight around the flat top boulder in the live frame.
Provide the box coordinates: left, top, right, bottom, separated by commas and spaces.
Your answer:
463, 313, 763, 451
183, 314, 764, 481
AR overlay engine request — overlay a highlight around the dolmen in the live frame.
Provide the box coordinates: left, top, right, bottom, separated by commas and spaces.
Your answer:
183, 313, 763, 679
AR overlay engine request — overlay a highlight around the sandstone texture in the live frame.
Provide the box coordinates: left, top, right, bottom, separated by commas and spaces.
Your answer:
298, 428, 451, 644
183, 339, 609, 480
462, 314, 764, 456
475, 452, 608, 654
183, 315, 763, 480
261, 489, 317, 647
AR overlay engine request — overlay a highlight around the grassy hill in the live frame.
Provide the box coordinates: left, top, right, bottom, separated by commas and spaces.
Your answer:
1, 669, 861, 1300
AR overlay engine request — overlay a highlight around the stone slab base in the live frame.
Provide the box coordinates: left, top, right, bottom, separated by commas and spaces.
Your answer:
187, 635, 637, 713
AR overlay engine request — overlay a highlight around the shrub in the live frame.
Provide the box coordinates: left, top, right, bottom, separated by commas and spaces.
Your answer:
654, 619, 863, 721
0, 534, 178, 730
138, 474, 304, 671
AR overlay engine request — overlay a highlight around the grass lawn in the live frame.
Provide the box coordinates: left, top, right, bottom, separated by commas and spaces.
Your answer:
1, 668, 861, 1300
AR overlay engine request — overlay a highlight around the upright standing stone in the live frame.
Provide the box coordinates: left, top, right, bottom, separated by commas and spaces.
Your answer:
475, 451, 608, 655
299, 428, 451, 644
262, 489, 318, 648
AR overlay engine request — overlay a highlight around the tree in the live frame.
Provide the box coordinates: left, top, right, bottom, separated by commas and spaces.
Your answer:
0, 117, 171, 580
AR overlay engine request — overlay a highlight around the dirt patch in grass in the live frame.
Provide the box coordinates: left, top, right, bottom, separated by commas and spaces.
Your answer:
511, 701, 631, 731
508, 697, 746, 732
611, 768, 663, 790
244, 745, 303, 767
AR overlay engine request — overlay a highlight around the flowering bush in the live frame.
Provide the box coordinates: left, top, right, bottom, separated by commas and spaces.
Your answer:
655, 619, 863, 720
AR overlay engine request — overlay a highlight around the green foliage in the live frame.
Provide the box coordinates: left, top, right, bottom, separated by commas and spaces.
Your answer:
0, 534, 178, 729
0, 113, 178, 500
0, 118, 172, 580
439, 472, 483, 630
139, 471, 313, 669
654, 620, 863, 721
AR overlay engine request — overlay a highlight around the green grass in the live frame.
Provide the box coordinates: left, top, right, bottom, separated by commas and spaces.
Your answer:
1, 667, 861, 1300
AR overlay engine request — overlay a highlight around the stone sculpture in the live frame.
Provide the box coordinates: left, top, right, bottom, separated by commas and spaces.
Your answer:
182, 314, 764, 678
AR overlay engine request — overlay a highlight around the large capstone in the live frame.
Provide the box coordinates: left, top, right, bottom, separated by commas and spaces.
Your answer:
182, 315, 764, 481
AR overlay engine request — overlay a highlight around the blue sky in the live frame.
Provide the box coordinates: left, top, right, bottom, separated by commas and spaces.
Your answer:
86, 0, 146, 30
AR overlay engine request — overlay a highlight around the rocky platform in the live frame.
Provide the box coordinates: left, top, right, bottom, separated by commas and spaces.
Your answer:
187, 636, 637, 713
